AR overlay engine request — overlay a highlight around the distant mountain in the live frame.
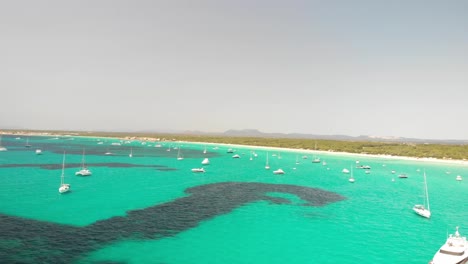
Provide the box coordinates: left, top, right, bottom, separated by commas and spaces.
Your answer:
3, 127, 465, 145
224, 129, 264, 137
219, 129, 467, 145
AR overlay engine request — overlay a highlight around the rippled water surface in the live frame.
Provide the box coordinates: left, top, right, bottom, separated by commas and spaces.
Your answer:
0, 135, 467, 263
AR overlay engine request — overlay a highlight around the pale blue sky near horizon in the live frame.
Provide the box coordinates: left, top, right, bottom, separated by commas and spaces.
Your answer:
1, 0, 467, 140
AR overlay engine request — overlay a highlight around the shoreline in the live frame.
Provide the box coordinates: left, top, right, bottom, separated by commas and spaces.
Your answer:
184, 141, 468, 166
2, 131, 467, 166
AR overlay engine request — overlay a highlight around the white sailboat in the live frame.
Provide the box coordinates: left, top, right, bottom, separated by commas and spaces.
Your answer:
203, 146, 207, 154
75, 148, 92, 176
312, 142, 320, 163
177, 147, 184, 160
273, 168, 285, 175
59, 153, 71, 193
202, 158, 210, 165
0, 135, 7, 151
265, 151, 270, 170
413, 171, 431, 218
429, 226, 468, 264
129, 147, 133, 158
296, 155, 300, 165
104, 148, 113, 155
250, 151, 253, 161
349, 167, 355, 183
25, 137, 31, 148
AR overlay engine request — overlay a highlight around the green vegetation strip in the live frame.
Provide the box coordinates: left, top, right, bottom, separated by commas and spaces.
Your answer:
2, 130, 468, 160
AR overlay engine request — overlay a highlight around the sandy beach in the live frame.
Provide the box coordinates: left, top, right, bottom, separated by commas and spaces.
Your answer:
2, 130, 467, 166
184, 141, 468, 166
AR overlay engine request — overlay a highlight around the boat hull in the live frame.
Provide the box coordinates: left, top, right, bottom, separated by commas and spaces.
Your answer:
75, 170, 92, 176
413, 206, 431, 218
59, 184, 70, 193
430, 228, 468, 264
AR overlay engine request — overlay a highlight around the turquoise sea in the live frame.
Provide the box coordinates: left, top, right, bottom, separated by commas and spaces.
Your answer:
0, 135, 467, 263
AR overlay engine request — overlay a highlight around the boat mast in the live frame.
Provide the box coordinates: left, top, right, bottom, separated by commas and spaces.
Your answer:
81, 148, 86, 168
61, 152, 66, 185
424, 171, 430, 211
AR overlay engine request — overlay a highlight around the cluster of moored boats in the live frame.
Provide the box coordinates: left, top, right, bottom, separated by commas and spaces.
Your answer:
59, 149, 93, 194
1, 136, 466, 263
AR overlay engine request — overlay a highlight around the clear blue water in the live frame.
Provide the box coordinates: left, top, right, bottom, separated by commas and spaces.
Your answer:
0, 135, 467, 263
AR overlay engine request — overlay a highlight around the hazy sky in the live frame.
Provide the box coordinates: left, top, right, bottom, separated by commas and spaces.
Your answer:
1, 0, 467, 140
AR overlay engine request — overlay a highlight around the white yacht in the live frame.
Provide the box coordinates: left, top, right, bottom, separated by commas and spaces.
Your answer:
75, 149, 92, 176
342, 168, 350, 174
202, 158, 210, 165
35, 149, 42, 155
413, 171, 430, 218
273, 169, 285, 175
430, 227, 468, 264
232, 154, 240, 158
191, 168, 205, 173
456, 175, 463, 181
58, 153, 70, 193
357, 165, 371, 169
